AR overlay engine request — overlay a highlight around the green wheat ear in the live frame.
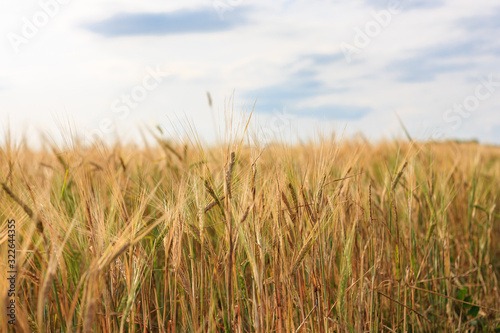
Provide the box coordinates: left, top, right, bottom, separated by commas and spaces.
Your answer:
338, 221, 356, 322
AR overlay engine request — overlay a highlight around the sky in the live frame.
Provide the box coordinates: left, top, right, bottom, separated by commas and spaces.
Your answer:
0, 0, 499, 147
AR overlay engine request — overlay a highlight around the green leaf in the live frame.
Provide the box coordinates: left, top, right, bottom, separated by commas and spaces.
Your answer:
463, 295, 473, 309
467, 306, 479, 317
456, 287, 468, 301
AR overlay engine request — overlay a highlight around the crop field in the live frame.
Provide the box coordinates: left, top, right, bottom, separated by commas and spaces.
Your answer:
1, 126, 499, 332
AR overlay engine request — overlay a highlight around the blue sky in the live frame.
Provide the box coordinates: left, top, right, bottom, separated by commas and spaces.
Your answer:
86, 7, 251, 36
0, 0, 499, 146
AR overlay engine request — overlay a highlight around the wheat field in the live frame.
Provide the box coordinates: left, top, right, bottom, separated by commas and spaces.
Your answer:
0, 125, 499, 332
